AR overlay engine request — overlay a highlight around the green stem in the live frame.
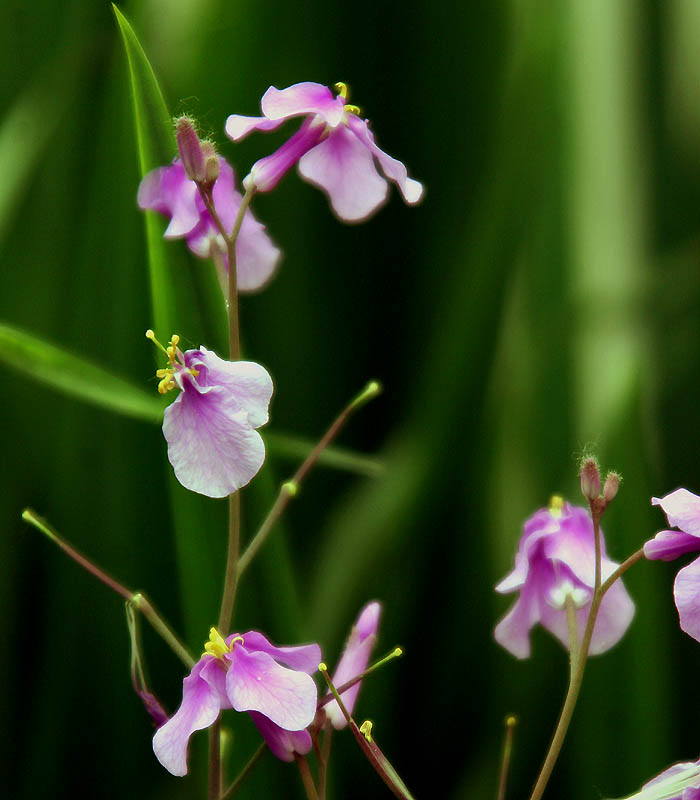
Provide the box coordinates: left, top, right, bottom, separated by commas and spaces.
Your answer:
208, 720, 222, 800
22, 509, 193, 667
218, 743, 267, 800
217, 491, 241, 633
496, 716, 517, 800
238, 380, 382, 576
296, 755, 320, 800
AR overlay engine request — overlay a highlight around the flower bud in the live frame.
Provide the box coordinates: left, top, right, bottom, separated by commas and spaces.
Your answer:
201, 142, 220, 185
580, 457, 601, 501
603, 472, 621, 503
176, 116, 206, 182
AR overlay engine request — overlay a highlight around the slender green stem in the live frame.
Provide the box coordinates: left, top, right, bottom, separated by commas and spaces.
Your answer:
208, 720, 222, 800
22, 509, 194, 667
218, 743, 267, 800
296, 755, 320, 800
238, 380, 382, 576
316, 647, 404, 710
564, 595, 579, 672
217, 491, 241, 633
600, 548, 644, 596
496, 715, 517, 800
317, 726, 333, 800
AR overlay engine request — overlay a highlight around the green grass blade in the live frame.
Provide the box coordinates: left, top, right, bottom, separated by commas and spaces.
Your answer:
0, 322, 161, 422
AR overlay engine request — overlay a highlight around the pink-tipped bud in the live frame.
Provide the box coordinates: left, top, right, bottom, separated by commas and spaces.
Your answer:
580, 457, 601, 501
176, 116, 207, 182
201, 141, 220, 185
603, 472, 621, 503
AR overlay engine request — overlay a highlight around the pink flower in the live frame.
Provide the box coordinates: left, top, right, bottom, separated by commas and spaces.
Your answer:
494, 497, 635, 658
153, 628, 321, 776
138, 157, 280, 292
147, 332, 273, 498
225, 82, 424, 222
324, 601, 381, 729
644, 488, 700, 643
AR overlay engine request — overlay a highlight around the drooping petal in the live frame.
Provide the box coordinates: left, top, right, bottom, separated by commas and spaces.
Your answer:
347, 114, 424, 205
494, 577, 541, 659
325, 601, 381, 729
610, 759, 700, 800
644, 530, 700, 562
163, 384, 266, 498
186, 349, 273, 428
226, 646, 318, 730
235, 631, 322, 673
248, 711, 312, 762
298, 125, 389, 222
137, 163, 200, 238
152, 658, 227, 777
674, 556, 700, 643
653, 489, 700, 536
225, 114, 285, 141
246, 118, 326, 193
261, 82, 345, 126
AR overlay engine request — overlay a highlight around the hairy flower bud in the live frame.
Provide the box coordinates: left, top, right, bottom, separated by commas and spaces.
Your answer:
176, 116, 207, 182
580, 457, 601, 501
603, 472, 621, 503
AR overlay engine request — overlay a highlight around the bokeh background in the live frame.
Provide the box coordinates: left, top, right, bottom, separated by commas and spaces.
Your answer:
2, 0, 700, 797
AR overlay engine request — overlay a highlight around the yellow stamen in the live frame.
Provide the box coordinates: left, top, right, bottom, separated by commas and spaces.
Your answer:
202, 627, 241, 660
549, 495, 565, 518
344, 104, 361, 116
360, 720, 373, 742
334, 81, 348, 100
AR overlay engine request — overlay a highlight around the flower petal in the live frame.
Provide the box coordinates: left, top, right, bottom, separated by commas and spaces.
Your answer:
674, 556, 700, 643
248, 711, 312, 762
137, 163, 200, 238
325, 602, 381, 729
298, 125, 389, 222
235, 630, 321, 673
644, 530, 700, 561
226, 646, 317, 730
261, 82, 345, 126
225, 114, 285, 141
163, 386, 266, 498
653, 489, 700, 536
347, 115, 424, 205
494, 577, 540, 659
152, 658, 227, 777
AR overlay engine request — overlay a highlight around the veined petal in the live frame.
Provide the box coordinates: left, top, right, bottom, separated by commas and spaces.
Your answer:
347, 114, 424, 205
248, 711, 312, 762
674, 557, 700, 643
187, 348, 273, 428
644, 530, 700, 562
653, 489, 700, 536
261, 82, 345, 126
247, 118, 325, 193
226, 646, 317, 730
236, 631, 321, 673
225, 114, 285, 141
152, 658, 226, 777
298, 125, 389, 222
325, 602, 381, 729
163, 387, 266, 498
137, 164, 200, 238
587, 577, 635, 654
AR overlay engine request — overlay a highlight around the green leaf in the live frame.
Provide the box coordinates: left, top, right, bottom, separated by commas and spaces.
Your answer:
0, 322, 162, 422
265, 431, 384, 478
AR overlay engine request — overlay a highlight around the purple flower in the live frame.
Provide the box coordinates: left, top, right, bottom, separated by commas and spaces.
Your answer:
324, 601, 381, 729
494, 496, 635, 658
147, 332, 273, 498
644, 488, 700, 643
138, 157, 281, 292
153, 628, 321, 776
225, 81, 424, 222
607, 758, 700, 800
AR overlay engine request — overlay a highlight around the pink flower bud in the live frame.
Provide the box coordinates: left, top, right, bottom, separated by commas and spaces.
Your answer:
201, 141, 220, 185
580, 457, 601, 501
176, 116, 207, 182
603, 472, 621, 503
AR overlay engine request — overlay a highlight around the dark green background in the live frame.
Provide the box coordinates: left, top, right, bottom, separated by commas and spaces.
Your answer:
2, 0, 699, 798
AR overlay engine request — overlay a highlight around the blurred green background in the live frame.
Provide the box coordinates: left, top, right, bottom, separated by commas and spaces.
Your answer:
2, 0, 700, 797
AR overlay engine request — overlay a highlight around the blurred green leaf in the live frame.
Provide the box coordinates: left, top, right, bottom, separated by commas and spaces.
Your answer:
265, 431, 383, 477
0, 322, 162, 422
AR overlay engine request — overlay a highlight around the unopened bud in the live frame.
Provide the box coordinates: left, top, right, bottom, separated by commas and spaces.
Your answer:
603, 472, 621, 503
176, 116, 207, 182
580, 457, 601, 501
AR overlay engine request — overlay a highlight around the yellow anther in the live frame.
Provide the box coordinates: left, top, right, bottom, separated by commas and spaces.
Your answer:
145, 329, 170, 358
157, 373, 175, 394
360, 720, 373, 742
282, 480, 298, 497
170, 334, 180, 347
334, 82, 349, 99
344, 104, 361, 116
318, 662, 328, 673
203, 627, 233, 660
549, 495, 564, 518
393, 647, 403, 658
230, 635, 244, 647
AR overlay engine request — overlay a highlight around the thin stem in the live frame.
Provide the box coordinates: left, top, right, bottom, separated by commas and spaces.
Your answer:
316, 647, 404, 710
496, 715, 517, 800
317, 726, 333, 800
296, 755, 320, 800
217, 492, 241, 633
238, 380, 382, 576
218, 743, 267, 800
22, 509, 194, 667
600, 548, 644, 596
208, 720, 222, 800
564, 595, 579, 672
